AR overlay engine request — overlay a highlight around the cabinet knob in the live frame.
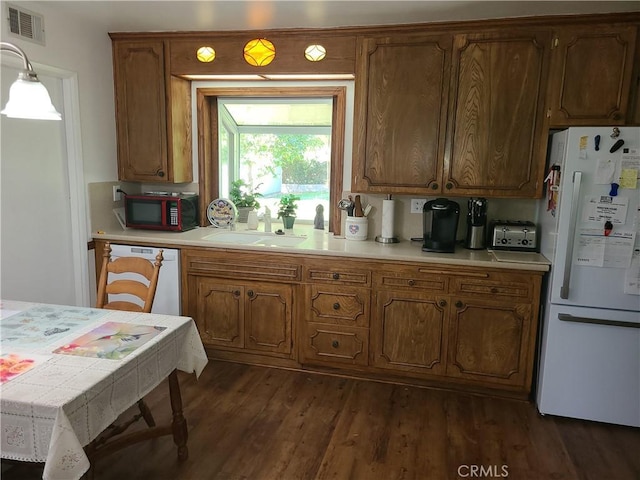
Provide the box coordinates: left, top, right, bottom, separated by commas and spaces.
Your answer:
439, 299, 447, 307
333, 302, 341, 310
157, 170, 165, 178
445, 182, 453, 190
431, 183, 439, 190
455, 300, 464, 308
332, 272, 340, 280
408, 279, 416, 286
613, 113, 622, 121
247, 290, 255, 298
233, 290, 241, 297
331, 340, 340, 349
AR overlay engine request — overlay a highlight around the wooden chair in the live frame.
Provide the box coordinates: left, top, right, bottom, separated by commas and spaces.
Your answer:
96, 242, 164, 313
95, 242, 164, 428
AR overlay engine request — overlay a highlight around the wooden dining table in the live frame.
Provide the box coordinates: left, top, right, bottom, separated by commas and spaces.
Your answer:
0, 300, 208, 480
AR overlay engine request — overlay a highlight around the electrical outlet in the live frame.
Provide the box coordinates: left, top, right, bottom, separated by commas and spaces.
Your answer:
113, 185, 122, 202
410, 198, 427, 213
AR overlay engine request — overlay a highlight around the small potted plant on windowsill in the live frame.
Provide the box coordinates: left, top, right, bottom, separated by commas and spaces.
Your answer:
229, 180, 262, 223
277, 194, 300, 229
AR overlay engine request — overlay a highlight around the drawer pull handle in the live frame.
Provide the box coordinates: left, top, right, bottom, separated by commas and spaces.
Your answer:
332, 340, 340, 348
247, 290, 255, 298
439, 299, 447, 307
455, 300, 464, 309
332, 273, 340, 280
408, 279, 416, 286
333, 302, 340, 310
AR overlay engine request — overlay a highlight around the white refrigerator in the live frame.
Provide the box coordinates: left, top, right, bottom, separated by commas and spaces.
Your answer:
536, 126, 640, 427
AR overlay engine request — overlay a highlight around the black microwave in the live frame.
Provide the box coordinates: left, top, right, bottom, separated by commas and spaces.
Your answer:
124, 193, 199, 232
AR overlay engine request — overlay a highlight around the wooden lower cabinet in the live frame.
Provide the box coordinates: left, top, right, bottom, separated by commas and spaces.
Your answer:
196, 278, 243, 348
183, 248, 299, 359
368, 265, 542, 395
177, 247, 544, 397
299, 281, 371, 367
446, 297, 533, 387
371, 290, 448, 375
301, 323, 369, 366
191, 275, 293, 356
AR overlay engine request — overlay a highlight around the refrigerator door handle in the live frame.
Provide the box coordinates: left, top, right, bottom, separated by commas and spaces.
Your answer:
558, 313, 640, 329
560, 171, 582, 299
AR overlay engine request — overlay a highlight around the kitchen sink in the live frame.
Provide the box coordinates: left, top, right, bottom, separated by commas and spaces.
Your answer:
203, 231, 307, 247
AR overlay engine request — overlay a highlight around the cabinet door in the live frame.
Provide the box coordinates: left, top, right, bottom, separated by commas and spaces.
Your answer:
352, 34, 451, 194
113, 40, 170, 182
245, 282, 293, 355
548, 25, 637, 126
371, 290, 448, 375
445, 30, 551, 198
446, 297, 532, 388
195, 277, 244, 348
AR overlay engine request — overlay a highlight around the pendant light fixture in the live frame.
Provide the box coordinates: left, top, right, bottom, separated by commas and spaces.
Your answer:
1, 41, 62, 120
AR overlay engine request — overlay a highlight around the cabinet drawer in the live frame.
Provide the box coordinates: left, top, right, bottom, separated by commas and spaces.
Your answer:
184, 251, 301, 282
308, 285, 370, 327
301, 323, 369, 366
374, 266, 448, 292
451, 273, 535, 301
303, 265, 371, 286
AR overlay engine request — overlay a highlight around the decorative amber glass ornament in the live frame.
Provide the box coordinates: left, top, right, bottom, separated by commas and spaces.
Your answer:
243, 38, 276, 67
196, 46, 216, 63
304, 44, 326, 62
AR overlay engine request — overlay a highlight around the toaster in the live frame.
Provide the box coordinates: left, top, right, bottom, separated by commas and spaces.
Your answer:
490, 220, 538, 251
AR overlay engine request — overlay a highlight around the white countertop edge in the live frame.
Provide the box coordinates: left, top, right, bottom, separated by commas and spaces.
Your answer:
92, 225, 551, 273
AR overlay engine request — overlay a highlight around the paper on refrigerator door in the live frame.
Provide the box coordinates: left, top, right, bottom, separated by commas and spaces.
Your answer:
583, 196, 629, 224
624, 249, 640, 295
575, 229, 635, 268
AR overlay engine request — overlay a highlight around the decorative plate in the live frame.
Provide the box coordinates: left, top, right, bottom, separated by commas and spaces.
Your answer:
207, 198, 237, 227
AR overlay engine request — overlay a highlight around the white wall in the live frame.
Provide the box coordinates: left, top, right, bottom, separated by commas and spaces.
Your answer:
2, 1, 118, 184
1, 1, 118, 304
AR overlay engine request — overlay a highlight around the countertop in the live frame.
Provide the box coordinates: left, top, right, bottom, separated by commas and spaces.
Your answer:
92, 224, 550, 272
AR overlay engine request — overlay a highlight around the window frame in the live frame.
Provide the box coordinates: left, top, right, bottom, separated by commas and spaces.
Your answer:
196, 86, 346, 234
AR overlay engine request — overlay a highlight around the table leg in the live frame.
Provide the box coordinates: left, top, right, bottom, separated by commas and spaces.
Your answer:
168, 369, 188, 461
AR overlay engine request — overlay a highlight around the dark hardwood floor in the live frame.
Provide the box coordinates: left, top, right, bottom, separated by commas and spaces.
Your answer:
3, 360, 639, 480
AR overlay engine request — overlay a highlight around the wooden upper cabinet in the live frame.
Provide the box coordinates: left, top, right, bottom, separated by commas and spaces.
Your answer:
112, 39, 192, 183
445, 30, 551, 198
547, 25, 637, 126
352, 34, 452, 194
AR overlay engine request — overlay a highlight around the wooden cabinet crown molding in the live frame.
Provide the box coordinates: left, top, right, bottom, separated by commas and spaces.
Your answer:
107, 11, 640, 41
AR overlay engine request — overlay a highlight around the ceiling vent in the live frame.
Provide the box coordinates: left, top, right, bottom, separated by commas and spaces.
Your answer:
6, 3, 45, 46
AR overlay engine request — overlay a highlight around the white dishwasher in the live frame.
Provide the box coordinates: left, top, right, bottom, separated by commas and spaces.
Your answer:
108, 244, 181, 315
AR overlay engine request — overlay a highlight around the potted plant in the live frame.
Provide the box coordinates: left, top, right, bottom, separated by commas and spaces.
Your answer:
277, 194, 300, 229
229, 180, 262, 222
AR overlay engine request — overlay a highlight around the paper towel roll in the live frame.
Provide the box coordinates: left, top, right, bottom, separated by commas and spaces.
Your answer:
381, 199, 395, 238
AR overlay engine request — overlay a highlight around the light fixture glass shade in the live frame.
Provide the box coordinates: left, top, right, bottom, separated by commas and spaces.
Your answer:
243, 39, 276, 67
1, 76, 62, 120
304, 45, 327, 62
196, 46, 216, 63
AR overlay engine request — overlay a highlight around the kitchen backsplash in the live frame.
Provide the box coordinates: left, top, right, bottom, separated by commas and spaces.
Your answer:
89, 182, 538, 241
340, 194, 539, 241
88, 181, 198, 232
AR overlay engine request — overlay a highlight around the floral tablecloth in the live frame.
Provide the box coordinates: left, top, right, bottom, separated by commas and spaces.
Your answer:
0, 300, 208, 480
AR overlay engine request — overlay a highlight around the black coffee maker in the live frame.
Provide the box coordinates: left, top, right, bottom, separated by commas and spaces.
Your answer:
422, 198, 460, 253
